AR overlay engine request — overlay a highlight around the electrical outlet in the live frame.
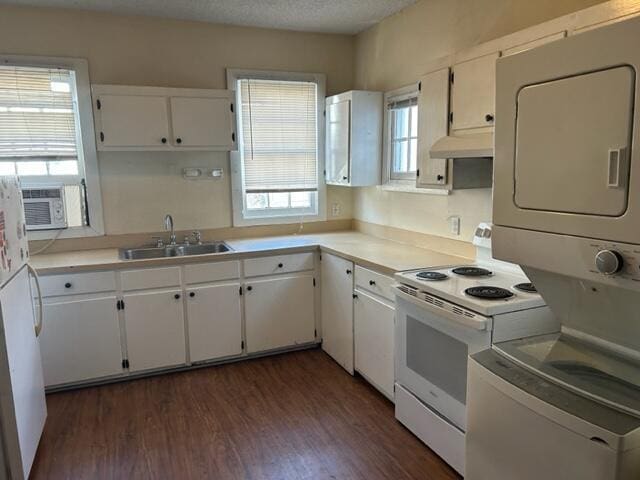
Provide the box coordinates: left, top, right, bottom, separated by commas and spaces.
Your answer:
449, 216, 461, 235
331, 203, 341, 217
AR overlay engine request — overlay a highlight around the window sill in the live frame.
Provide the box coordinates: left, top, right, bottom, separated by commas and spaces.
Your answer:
380, 183, 450, 196
27, 225, 104, 242
234, 211, 327, 227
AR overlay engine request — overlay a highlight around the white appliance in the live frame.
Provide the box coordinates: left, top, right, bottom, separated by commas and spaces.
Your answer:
393, 224, 558, 475
22, 185, 67, 231
466, 16, 640, 480
0, 176, 47, 479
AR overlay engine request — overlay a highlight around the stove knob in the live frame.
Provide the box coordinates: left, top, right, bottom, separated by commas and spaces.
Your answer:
595, 250, 623, 275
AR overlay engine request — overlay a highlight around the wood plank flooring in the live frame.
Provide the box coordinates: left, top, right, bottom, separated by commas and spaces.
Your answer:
31, 348, 461, 480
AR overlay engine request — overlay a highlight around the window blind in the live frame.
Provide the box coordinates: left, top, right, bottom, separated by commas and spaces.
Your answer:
0, 66, 78, 159
387, 96, 417, 111
239, 79, 317, 193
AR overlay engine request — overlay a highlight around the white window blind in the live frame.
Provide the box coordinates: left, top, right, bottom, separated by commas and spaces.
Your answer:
0, 65, 78, 159
239, 79, 318, 193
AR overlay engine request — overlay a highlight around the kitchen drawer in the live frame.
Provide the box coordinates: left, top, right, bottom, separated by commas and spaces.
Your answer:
355, 265, 395, 302
244, 252, 314, 277
121, 266, 181, 291
184, 260, 240, 285
38, 271, 116, 297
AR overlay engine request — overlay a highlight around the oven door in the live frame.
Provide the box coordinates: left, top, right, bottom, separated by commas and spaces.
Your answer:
395, 290, 492, 430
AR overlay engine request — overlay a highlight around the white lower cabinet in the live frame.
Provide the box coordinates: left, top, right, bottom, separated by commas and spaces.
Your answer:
244, 274, 316, 353
123, 289, 186, 372
320, 252, 354, 373
39, 295, 123, 387
186, 283, 243, 362
354, 290, 395, 400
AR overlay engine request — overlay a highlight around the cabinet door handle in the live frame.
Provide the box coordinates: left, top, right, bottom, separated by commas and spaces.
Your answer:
485, 114, 494, 123
176, 137, 182, 144
369, 280, 376, 286
353, 293, 358, 299
346, 269, 352, 275
161, 137, 167, 144
189, 292, 195, 298
278, 263, 283, 268
64, 282, 72, 289
174, 293, 181, 300
342, 176, 348, 181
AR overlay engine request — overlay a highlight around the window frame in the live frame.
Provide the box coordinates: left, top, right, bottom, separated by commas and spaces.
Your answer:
226, 69, 326, 227
383, 84, 420, 186
0, 54, 104, 240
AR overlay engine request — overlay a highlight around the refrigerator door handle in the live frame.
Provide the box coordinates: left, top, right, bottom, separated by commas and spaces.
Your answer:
27, 264, 44, 337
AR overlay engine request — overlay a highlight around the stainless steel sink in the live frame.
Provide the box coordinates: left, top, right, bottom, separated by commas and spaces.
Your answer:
119, 242, 233, 260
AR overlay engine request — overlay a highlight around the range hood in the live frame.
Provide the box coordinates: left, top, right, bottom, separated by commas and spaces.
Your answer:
429, 132, 493, 159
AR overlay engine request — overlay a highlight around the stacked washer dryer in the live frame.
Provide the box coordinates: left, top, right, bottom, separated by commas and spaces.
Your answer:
466, 15, 640, 480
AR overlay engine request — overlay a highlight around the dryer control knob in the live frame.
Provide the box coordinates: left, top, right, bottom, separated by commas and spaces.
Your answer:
595, 250, 623, 275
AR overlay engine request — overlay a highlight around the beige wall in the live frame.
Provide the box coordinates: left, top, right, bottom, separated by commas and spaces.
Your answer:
0, 6, 355, 235
352, 0, 606, 242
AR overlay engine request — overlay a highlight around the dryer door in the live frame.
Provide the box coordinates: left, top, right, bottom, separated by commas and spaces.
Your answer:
515, 66, 633, 217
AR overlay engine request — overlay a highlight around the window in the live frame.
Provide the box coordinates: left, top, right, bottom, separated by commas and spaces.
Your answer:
388, 96, 418, 180
228, 70, 326, 226
0, 56, 104, 238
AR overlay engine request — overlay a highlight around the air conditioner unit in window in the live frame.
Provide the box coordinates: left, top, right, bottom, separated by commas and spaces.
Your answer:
22, 185, 68, 231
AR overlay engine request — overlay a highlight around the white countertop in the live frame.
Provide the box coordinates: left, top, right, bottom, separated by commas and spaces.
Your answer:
31, 231, 472, 276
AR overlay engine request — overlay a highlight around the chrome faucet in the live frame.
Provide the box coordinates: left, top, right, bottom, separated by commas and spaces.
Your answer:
164, 214, 177, 245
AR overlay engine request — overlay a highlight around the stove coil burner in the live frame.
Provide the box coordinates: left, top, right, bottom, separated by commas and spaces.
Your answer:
514, 282, 537, 293
452, 267, 493, 277
416, 271, 448, 281
465, 286, 514, 300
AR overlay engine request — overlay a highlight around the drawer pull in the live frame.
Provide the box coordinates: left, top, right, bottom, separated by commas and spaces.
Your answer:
369, 280, 376, 286
278, 263, 283, 268
189, 292, 195, 298
247, 286, 253, 291
65, 282, 72, 289
174, 293, 181, 300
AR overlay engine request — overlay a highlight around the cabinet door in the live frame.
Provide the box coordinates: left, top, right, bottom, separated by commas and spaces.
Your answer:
244, 274, 315, 353
451, 52, 499, 131
39, 296, 122, 386
326, 99, 351, 184
354, 291, 395, 399
186, 283, 242, 362
170, 96, 234, 148
97, 94, 170, 147
417, 68, 450, 187
123, 289, 186, 372
320, 253, 354, 374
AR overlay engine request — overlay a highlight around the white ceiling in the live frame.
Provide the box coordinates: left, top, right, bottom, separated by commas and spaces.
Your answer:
1, 0, 416, 34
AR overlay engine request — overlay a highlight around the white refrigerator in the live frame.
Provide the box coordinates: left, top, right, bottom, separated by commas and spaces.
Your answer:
0, 176, 46, 479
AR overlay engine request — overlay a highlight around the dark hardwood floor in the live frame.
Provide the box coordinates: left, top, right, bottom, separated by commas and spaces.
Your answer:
31, 348, 461, 480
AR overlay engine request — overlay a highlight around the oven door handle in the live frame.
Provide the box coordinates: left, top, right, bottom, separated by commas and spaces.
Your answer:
394, 287, 490, 331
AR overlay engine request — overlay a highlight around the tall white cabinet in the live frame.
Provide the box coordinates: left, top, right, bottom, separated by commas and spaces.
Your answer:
320, 252, 355, 374
325, 90, 383, 186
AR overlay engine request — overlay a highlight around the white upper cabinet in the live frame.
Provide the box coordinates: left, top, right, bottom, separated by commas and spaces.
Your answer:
98, 94, 170, 148
326, 99, 351, 184
416, 68, 450, 187
169, 96, 235, 149
325, 90, 383, 186
450, 52, 500, 132
92, 85, 237, 152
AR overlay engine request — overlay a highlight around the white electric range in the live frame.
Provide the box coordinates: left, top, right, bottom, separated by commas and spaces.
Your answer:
393, 223, 559, 475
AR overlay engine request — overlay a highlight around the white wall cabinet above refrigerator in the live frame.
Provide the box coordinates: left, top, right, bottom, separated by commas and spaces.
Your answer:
325, 90, 383, 186
92, 85, 237, 151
